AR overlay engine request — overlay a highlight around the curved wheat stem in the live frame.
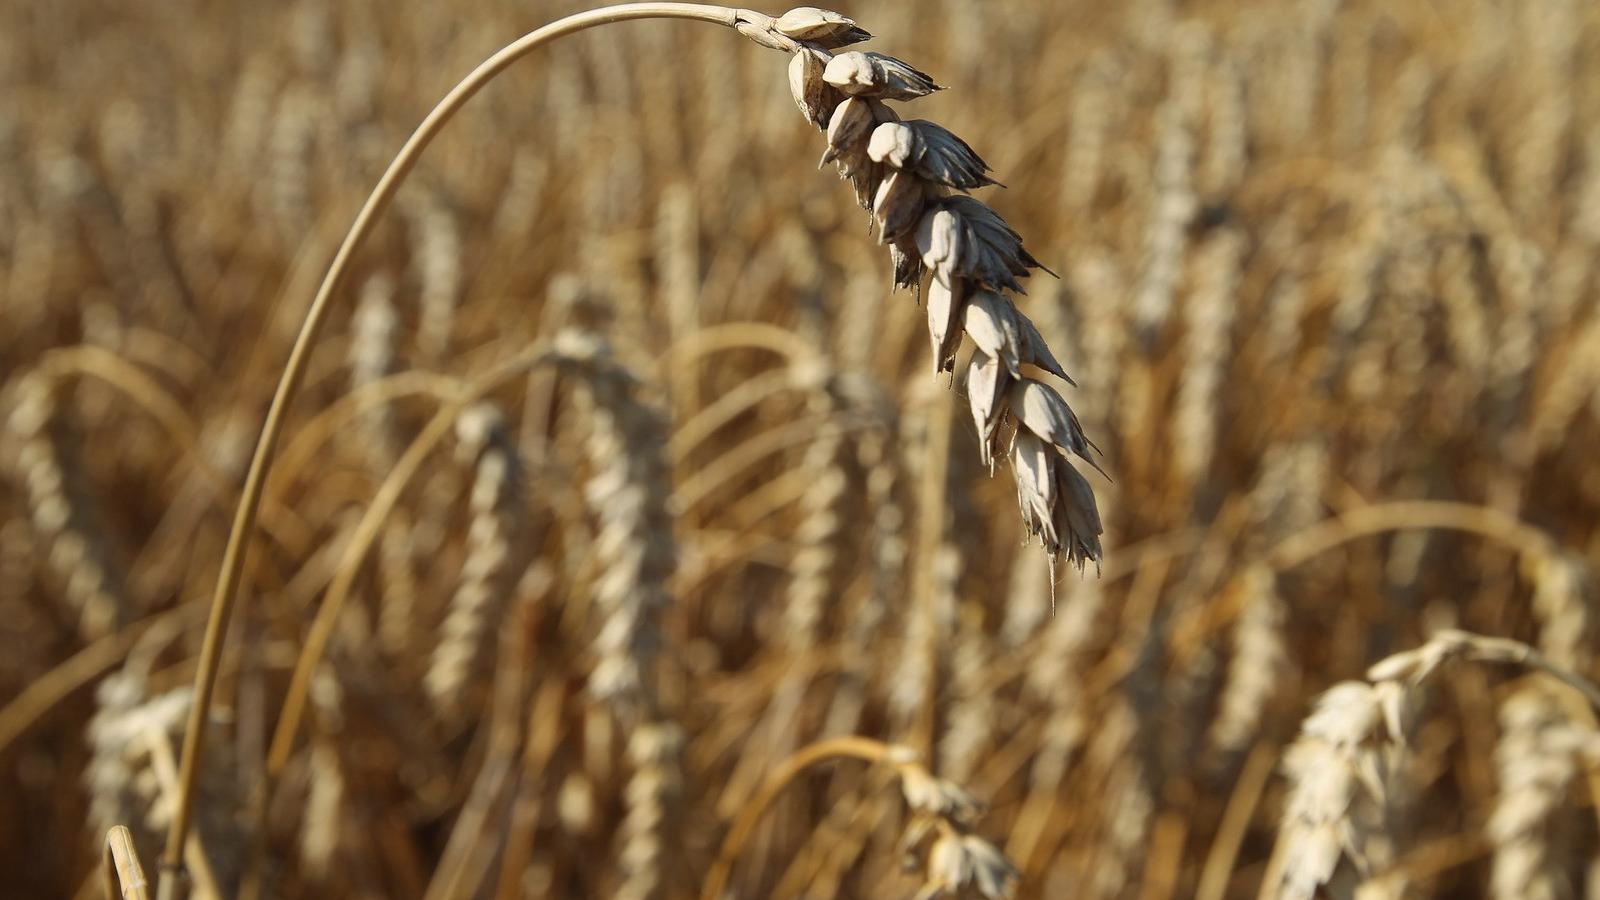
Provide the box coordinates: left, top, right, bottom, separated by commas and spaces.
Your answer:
159, 7, 809, 896
702, 736, 1014, 900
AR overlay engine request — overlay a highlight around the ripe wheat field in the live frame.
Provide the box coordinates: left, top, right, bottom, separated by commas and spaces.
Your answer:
6, 1, 1600, 898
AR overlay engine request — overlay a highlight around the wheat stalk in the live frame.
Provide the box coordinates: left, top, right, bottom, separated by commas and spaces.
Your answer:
154, 9, 888, 894
703, 736, 1016, 900
87, 666, 237, 899
103, 825, 152, 900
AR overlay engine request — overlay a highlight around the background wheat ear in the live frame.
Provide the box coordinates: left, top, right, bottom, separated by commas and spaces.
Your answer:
423, 401, 525, 717
1266, 630, 1600, 900
3, 370, 129, 640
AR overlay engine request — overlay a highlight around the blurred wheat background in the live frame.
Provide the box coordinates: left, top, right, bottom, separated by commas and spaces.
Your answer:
6, 0, 1600, 897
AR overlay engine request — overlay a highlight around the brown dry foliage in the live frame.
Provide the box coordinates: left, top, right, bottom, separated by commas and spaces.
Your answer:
6, 1, 1600, 898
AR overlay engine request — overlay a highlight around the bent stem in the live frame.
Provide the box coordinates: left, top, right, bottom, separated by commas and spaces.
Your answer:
104, 825, 152, 900
266, 347, 560, 780
701, 736, 907, 900
158, 5, 759, 899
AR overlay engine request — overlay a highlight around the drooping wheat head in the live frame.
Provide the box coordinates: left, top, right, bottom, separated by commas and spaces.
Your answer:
780, 9, 1106, 571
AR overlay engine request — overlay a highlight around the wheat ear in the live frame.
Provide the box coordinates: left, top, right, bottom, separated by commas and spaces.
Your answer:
157, 8, 879, 896
3, 370, 128, 639
1488, 687, 1599, 900
424, 403, 526, 714
560, 333, 682, 898
790, 38, 1106, 569
1267, 629, 1600, 899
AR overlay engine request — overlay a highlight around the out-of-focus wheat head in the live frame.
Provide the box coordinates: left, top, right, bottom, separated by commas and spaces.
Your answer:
10, 1, 1600, 898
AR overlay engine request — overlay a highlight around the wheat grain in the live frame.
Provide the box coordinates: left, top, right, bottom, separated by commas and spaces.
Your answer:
616, 722, 683, 900
1062, 54, 1118, 216
3, 371, 128, 639
407, 193, 463, 367
938, 602, 990, 783
824, 380, 903, 737
786, 22, 1106, 571
1172, 228, 1242, 486
267, 86, 318, 236
424, 402, 526, 714
1199, 56, 1247, 196
1270, 680, 1403, 900
708, 737, 1016, 900
87, 665, 242, 896
298, 738, 344, 881
349, 272, 401, 465
566, 336, 675, 717
1526, 551, 1594, 672
1270, 629, 1600, 899
1130, 28, 1203, 344
1207, 564, 1289, 765
782, 386, 847, 650
1488, 687, 1587, 900
1086, 700, 1154, 899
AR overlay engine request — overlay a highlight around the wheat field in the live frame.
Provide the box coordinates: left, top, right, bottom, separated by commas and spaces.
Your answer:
6, 0, 1600, 898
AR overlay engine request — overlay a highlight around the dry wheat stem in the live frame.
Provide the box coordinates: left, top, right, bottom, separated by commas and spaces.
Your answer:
1195, 742, 1278, 900
707, 736, 1004, 896
0, 607, 195, 759
158, 7, 818, 896
255, 340, 684, 892
103, 825, 151, 900
702, 739, 898, 894
27, 346, 307, 551
1267, 499, 1557, 573
659, 320, 821, 372
263, 346, 562, 783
